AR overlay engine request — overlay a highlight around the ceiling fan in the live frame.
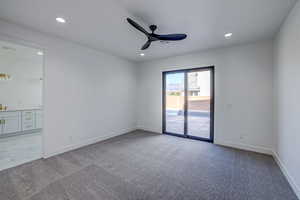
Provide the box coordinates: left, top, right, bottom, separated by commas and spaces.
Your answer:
127, 18, 187, 50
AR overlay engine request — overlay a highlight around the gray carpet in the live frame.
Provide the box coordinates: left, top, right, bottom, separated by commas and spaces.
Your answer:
0, 130, 298, 200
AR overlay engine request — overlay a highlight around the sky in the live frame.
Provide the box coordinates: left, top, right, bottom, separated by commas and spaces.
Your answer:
166, 73, 184, 91
166, 73, 184, 85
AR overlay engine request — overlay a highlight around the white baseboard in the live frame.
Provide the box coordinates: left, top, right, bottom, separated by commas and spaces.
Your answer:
43, 127, 136, 158
215, 141, 273, 155
273, 151, 300, 199
136, 126, 162, 134
138, 129, 273, 155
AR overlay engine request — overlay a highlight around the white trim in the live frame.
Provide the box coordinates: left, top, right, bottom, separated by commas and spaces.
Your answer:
43, 128, 136, 158
136, 126, 162, 134
136, 128, 162, 135
215, 141, 273, 155
272, 151, 300, 199
139, 128, 273, 155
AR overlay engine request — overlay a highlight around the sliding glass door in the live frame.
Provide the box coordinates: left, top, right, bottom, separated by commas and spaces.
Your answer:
164, 72, 185, 135
163, 67, 214, 142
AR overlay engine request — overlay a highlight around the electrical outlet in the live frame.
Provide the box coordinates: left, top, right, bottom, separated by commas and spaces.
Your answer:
227, 103, 233, 109
240, 134, 246, 141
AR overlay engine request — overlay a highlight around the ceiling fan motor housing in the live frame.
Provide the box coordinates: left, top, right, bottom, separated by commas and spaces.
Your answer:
149, 25, 157, 33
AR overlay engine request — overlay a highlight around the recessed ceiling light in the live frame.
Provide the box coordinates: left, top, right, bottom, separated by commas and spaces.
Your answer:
140, 53, 145, 56
37, 51, 44, 56
56, 17, 66, 23
224, 33, 233, 39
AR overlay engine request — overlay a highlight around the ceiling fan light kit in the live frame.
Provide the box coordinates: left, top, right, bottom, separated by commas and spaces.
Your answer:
127, 18, 187, 50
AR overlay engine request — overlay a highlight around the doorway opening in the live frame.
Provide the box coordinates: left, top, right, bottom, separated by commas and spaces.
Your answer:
0, 39, 44, 171
162, 66, 214, 142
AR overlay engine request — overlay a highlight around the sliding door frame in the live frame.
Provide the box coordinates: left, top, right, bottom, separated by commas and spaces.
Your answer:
162, 66, 215, 143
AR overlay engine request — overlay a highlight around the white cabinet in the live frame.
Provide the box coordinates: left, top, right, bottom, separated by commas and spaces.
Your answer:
22, 111, 35, 131
0, 112, 22, 135
0, 109, 42, 136
35, 110, 43, 129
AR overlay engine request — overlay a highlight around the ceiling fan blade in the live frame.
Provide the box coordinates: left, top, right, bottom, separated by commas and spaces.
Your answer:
141, 40, 151, 50
155, 34, 187, 41
127, 18, 149, 36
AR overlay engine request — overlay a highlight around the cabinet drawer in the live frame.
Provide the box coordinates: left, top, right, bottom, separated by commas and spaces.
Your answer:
0, 111, 21, 118
22, 111, 34, 121
23, 123, 34, 131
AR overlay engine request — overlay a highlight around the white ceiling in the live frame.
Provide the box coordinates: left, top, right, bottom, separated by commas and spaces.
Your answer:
0, 0, 296, 62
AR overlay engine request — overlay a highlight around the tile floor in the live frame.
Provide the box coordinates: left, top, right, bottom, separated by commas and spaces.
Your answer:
0, 132, 42, 171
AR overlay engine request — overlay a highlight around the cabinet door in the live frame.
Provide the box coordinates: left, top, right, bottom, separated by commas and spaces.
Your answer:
22, 111, 35, 131
2, 112, 21, 134
35, 110, 43, 129
0, 117, 3, 135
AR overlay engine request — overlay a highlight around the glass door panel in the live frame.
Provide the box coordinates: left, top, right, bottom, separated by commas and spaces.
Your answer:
164, 72, 185, 135
187, 70, 211, 139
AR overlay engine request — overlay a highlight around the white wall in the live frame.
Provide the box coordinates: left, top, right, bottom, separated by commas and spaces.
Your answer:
0, 20, 137, 157
0, 42, 43, 109
273, 0, 300, 197
137, 40, 274, 154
